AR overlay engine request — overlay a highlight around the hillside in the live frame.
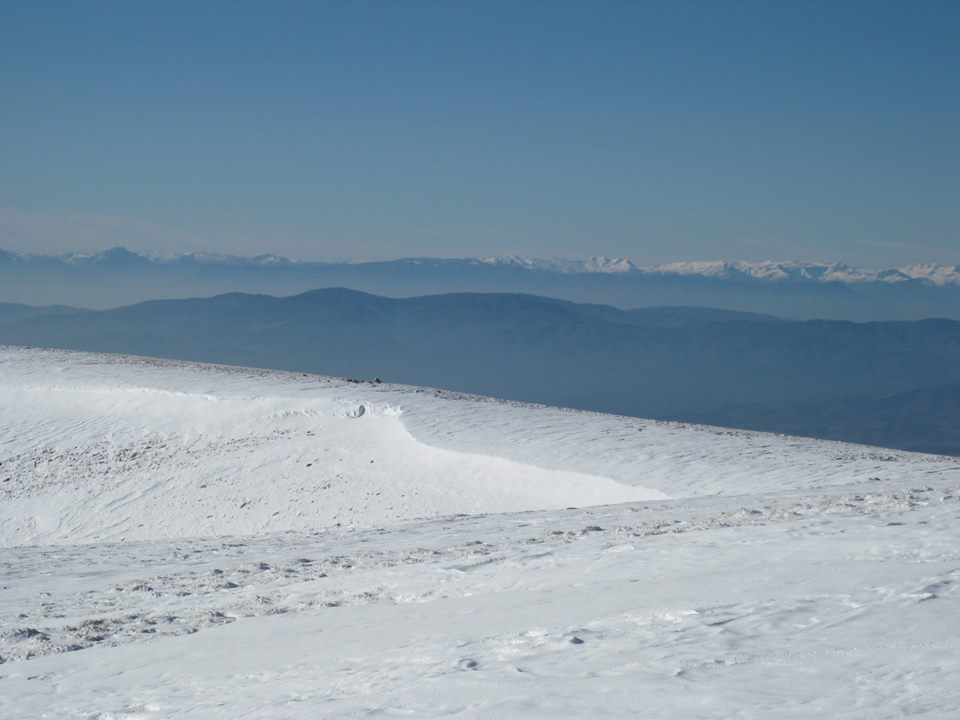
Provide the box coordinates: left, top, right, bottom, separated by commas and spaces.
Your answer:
3, 347, 960, 718
2, 289, 959, 454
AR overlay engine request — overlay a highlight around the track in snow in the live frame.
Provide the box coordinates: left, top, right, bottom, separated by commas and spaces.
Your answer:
2, 346, 960, 719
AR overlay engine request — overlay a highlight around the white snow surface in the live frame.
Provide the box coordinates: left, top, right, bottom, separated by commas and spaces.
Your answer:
3, 347, 960, 718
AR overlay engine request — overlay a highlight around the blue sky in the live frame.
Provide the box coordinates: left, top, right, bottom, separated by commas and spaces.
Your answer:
1, 0, 957, 265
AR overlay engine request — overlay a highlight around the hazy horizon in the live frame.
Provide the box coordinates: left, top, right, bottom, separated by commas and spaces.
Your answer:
2, 0, 958, 267
2, 242, 959, 271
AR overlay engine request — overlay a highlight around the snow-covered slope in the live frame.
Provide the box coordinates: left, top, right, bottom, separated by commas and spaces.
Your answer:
0, 350, 662, 546
4, 346, 953, 546
3, 347, 960, 718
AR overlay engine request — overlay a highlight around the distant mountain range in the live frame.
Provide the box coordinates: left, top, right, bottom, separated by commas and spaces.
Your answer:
2, 247, 959, 320
2, 288, 959, 455
4, 245, 960, 284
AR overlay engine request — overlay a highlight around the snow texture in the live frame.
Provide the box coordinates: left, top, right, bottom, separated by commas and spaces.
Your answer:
2, 346, 960, 718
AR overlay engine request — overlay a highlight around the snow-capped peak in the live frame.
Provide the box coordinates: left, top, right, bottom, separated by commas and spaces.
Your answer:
479, 255, 638, 273
1, 247, 958, 285
641, 260, 960, 286
899, 263, 960, 286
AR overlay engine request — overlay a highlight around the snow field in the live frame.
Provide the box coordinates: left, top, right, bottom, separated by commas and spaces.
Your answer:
2, 346, 960, 718
0, 351, 663, 546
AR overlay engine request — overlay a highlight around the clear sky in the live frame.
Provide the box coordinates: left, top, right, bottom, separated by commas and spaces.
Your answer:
1, 0, 957, 266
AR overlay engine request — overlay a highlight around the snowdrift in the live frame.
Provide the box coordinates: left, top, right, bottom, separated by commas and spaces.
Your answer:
2, 345, 954, 546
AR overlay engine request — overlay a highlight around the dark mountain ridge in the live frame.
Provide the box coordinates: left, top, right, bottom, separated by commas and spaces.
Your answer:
2, 248, 959, 321
1, 288, 958, 455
